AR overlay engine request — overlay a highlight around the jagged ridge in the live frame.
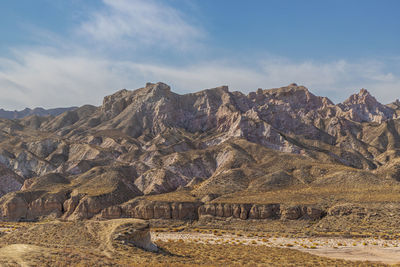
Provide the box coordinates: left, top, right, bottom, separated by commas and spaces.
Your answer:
0, 82, 400, 222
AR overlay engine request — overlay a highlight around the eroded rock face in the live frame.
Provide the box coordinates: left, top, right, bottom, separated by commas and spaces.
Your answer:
338, 89, 396, 123
112, 220, 158, 252
0, 191, 67, 221
0, 165, 24, 198
198, 203, 325, 221
1, 82, 400, 222
249, 204, 281, 219
0, 194, 28, 221
27, 193, 66, 219
102, 199, 201, 220
280, 205, 326, 220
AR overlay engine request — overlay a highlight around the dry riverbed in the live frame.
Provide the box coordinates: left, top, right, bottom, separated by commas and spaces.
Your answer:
153, 231, 400, 265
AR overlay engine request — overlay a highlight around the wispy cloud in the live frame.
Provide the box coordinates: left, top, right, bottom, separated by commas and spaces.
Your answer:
0, 51, 135, 109
0, 0, 399, 110
126, 58, 400, 104
1, 49, 399, 109
79, 0, 204, 50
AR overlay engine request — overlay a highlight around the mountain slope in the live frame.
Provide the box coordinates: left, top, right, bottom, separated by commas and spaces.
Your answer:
0, 107, 77, 120
0, 82, 400, 221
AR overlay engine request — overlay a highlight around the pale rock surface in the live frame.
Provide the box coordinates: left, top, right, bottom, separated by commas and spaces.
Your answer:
0, 82, 399, 221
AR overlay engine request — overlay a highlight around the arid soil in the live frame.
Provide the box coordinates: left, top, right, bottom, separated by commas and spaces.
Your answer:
1, 83, 400, 265
0, 221, 396, 266
153, 231, 400, 265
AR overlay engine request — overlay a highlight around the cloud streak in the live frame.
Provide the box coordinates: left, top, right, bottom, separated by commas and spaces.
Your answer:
1, 49, 399, 109
79, 0, 204, 50
0, 0, 399, 110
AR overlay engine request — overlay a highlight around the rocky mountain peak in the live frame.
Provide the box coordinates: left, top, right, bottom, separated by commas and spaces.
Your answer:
101, 88, 132, 115
0, 107, 77, 120
2, 81, 400, 224
342, 88, 377, 107
259, 84, 334, 112
338, 88, 396, 122
359, 88, 370, 95
209, 85, 229, 93
145, 82, 171, 96
388, 99, 400, 110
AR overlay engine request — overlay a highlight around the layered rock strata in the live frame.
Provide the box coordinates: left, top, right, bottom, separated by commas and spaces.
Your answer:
99, 201, 326, 221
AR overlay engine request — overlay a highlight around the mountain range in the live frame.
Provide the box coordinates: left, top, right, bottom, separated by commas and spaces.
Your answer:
0, 82, 400, 228
0, 107, 77, 120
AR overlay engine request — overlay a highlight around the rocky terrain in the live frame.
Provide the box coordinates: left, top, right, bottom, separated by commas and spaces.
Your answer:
0, 82, 400, 229
2, 220, 383, 266
0, 107, 76, 120
0, 219, 159, 266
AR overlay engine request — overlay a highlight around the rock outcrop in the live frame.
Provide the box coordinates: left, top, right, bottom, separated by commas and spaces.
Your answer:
111, 219, 158, 252
0, 165, 24, 198
97, 201, 326, 222
0, 82, 399, 222
338, 89, 396, 123
198, 203, 325, 221
100, 199, 201, 220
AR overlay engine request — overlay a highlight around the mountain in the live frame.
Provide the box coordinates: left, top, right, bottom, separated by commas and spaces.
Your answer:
0, 107, 77, 120
0, 82, 400, 227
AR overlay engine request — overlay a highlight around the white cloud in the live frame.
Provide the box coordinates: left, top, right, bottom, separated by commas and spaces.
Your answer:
122, 58, 400, 104
0, 0, 399, 109
0, 51, 131, 109
1, 49, 399, 109
79, 0, 204, 50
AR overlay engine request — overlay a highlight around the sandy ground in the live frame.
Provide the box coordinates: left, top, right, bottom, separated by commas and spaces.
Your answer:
1, 226, 400, 265
0, 244, 51, 267
0, 227, 13, 234
152, 232, 400, 265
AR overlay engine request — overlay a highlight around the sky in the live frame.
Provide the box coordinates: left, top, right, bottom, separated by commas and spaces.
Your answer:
0, 0, 399, 109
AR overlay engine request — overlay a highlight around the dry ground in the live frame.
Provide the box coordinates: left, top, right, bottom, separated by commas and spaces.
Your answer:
0, 221, 398, 266
153, 231, 400, 265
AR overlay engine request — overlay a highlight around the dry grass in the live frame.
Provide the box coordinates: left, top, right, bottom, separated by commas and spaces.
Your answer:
146, 241, 387, 266
0, 221, 391, 266
214, 184, 400, 205
145, 190, 198, 202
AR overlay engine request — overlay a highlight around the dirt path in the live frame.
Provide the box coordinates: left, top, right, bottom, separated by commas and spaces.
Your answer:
0, 244, 50, 267
153, 232, 400, 265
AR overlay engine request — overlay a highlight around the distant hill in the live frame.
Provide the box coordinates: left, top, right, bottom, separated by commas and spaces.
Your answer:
0, 107, 77, 119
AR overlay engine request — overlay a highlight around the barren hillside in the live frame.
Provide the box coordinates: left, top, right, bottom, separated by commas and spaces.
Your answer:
0, 82, 400, 226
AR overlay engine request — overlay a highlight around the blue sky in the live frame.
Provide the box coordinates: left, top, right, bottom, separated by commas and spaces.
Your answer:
0, 0, 399, 109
